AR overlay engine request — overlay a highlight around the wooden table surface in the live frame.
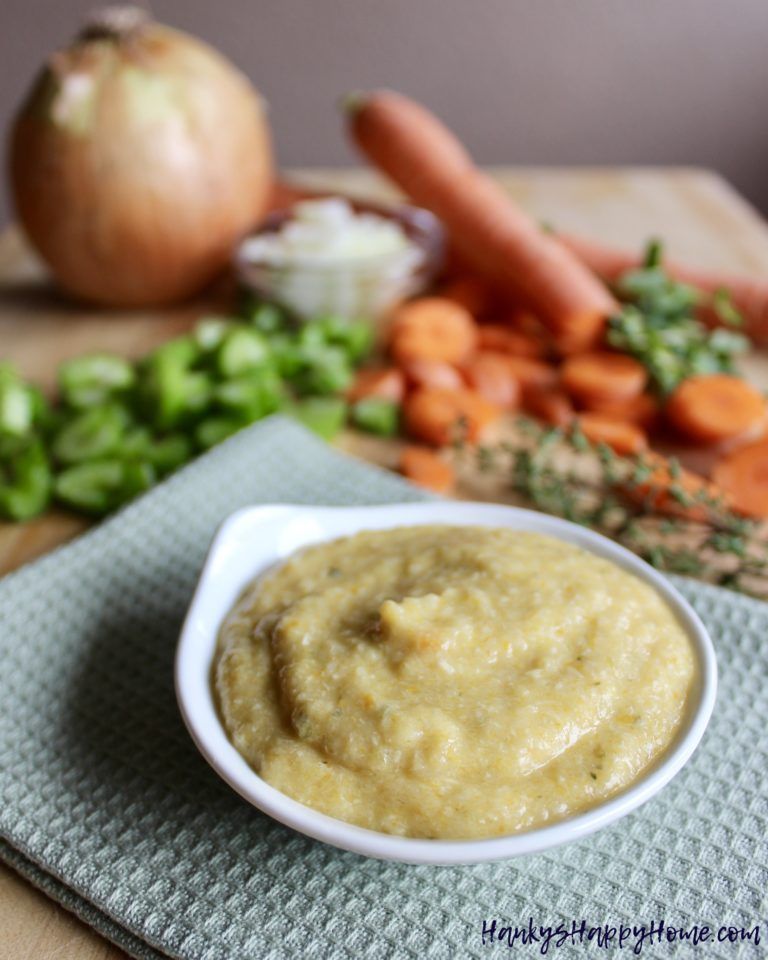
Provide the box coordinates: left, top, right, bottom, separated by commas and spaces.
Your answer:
2, 166, 768, 959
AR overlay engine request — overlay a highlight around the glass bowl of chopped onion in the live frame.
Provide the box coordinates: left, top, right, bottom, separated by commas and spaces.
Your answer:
234, 196, 444, 322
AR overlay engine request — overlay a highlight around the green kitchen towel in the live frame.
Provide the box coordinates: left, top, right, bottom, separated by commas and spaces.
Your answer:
1, 416, 766, 960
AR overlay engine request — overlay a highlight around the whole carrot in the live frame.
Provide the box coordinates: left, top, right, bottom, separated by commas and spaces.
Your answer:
560, 232, 768, 343
345, 91, 617, 351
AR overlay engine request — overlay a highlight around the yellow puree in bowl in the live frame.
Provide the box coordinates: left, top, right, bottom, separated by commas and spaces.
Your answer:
215, 525, 695, 839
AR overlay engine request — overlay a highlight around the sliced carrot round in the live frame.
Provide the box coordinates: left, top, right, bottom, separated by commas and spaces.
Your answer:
400, 446, 456, 494
401, 358, 464, 392
667, 374, 766, 445
404, 387, 500, 446
577, 414, 648, 456
477, 324, 547, 359
623, 452, 727, 520
463, 353, 521, 410
502, 356, 559, 393
390, 297, 478, 366
523, 387, 575, 427
713, 440, 768, 517
580, 392, 660, 430
561, 351, 647, 405
346, 367, 405, 404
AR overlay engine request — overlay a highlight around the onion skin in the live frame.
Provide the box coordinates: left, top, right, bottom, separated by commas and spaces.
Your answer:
9, 18, 273, 307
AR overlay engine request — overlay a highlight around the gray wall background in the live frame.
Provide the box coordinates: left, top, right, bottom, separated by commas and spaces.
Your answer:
2, 0, 768, 225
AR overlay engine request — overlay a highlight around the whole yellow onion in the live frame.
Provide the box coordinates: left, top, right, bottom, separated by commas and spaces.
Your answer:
9, 6, 273, 307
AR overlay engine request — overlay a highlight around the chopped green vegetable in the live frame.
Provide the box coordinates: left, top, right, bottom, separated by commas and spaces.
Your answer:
153, 336, 200, 367
51, 404, 131, 464
608, 241, 749, 395
289, 397, 347, 440
351, 398, 400, 436
28, 386, 54, 433
217, 327, 271, 377
140, 350, 212, 430
269, 333, 305, 378
195, 417, 244, 450
0, 363, 37, 438
214, 369, 285, 421
145, 435, 192, 475
293, 346, 353, 396
54, 459, 155, 516
315, 316, 374, 362
0, 296, 374, 525
58, 354, 135, 409
247, 302, 286, 335
194, 317, 232, 353
0, 439, 52, 521
122, 428, 192, 476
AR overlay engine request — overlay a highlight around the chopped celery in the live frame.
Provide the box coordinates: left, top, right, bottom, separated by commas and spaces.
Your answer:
54, 459, 155, 516
289, 397, 347, 440
293, 346, 353, 396
28, 386, 54, 433
351, 398, 400, 437
248, 302, 286, 334
121, 426, 153, 458
144, 435, 193, 475
120, 461, 156, 500
0, 378, 34, 437
52, 404, 131, 464
217, 327, 271, 377
316, 316, 374, 361
140, 352, 212, 430
59, 354, 135, 409
0, 439, 52, 521
147, 336, 200, 368
269, 334, 306, 378
0, 293, 376, 526
0, 363, 41, 438
297, 323, 327, 352
214, 369, 286, 421
122, 428, 192, 475
195, 417, 244, 450
194, 317, 232, 353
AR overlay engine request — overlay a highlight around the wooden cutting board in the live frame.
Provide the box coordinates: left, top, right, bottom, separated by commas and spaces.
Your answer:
1, 166, 768, 960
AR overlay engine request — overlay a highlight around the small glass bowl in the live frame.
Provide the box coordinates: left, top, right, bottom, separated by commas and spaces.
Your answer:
234, 198, 444, 322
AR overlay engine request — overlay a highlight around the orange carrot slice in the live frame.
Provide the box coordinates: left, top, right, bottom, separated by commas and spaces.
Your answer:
577, 414, 649, 456
400, 359, 464, 392
346, 91, 617, 349
346, 367, 405, 404
561, 351, 648, 405
666, 374, 766, 445
404, 387, 500, 446
400, 446, 456, 494
477, 325, 547, 359
712, 440, 768, 517
502, 356, 559, 393
580, 392, 660, 430
523, 388, 575, 427
463, 353, 521, 410
390, 297, 478, 366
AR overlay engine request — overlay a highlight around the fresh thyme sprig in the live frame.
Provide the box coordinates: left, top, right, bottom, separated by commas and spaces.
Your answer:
470, 418, 768, 600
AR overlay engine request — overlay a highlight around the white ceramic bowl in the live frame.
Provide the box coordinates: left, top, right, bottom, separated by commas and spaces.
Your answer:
175, 502, 717, 865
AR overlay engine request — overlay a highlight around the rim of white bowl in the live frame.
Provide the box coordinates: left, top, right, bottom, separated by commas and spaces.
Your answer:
175, 502, 717, 865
